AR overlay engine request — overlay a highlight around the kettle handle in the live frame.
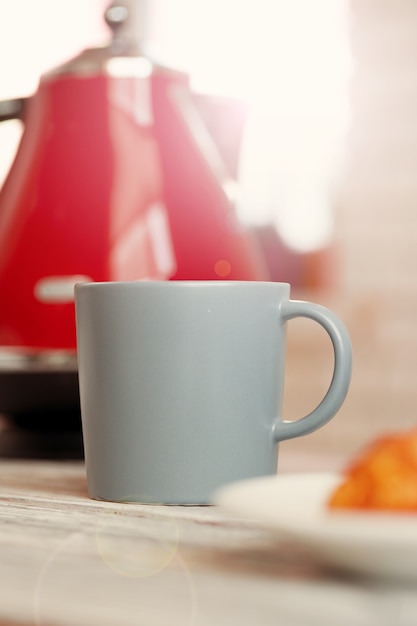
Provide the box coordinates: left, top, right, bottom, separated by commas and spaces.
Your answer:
0, 98, 28, 123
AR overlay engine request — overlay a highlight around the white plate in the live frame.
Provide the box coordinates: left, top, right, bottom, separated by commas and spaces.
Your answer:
214, 473, 417, 582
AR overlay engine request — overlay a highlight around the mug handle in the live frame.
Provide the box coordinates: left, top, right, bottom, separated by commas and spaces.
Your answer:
272, 300, 352, 443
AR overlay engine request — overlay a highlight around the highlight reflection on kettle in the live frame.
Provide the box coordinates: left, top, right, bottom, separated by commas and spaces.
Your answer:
0, 1, 267, 353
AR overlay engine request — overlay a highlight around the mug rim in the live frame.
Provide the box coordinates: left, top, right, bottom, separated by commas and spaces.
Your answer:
74, 280, 291, 291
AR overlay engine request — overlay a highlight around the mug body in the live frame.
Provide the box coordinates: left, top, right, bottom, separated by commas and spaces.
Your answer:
75, 281, 289, 504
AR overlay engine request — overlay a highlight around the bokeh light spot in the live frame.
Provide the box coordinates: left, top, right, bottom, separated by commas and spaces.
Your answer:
95, 511, 180, 578
214, 259, 232, 277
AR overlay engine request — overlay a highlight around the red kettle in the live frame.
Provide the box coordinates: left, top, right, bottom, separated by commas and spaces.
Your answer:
0, 1, 268, 353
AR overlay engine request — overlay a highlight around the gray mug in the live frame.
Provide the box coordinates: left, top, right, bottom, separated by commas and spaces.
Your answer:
75, 281, 352, 504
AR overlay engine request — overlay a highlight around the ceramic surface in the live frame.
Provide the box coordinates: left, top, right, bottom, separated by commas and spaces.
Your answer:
215, 473, 417, 582
75, 282, 352, 504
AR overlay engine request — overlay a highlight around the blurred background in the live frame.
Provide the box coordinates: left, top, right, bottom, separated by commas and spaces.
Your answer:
0, 0, 416, 463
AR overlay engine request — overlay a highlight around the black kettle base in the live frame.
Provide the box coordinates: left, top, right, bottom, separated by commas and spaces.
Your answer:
0, 416, 84, 460
0, 352, 84, 458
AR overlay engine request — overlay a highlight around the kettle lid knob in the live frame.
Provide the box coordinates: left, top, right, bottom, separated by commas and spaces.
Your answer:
104, 1, 150, 52
105, 3, 129, 34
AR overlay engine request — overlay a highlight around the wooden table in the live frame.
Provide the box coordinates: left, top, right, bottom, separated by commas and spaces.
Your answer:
0, 458, 415, 626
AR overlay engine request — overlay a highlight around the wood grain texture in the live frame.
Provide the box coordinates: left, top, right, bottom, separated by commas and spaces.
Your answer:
0, 460, 415, 626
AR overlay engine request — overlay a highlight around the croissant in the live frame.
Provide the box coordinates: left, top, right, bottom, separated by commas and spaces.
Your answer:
328, 428, 417, 511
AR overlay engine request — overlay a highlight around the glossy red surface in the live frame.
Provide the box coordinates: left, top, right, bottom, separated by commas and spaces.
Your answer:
0, 69, 267, 350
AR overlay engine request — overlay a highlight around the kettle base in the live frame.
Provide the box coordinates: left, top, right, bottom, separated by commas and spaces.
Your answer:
0, 350, 81, 436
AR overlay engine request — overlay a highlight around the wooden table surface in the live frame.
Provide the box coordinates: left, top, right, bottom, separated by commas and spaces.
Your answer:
0, 458, 415, 626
